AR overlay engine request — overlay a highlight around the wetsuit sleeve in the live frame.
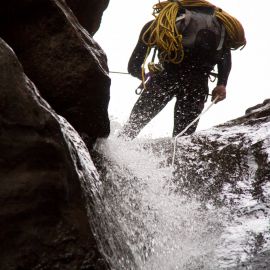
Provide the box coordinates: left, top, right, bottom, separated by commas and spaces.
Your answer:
217, 47, 232, 86
128, 21, 153, 79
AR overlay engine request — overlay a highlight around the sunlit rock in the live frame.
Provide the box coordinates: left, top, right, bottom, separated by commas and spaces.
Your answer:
0, 38, 109, 270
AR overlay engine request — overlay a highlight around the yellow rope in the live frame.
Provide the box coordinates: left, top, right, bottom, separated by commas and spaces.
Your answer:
142, 0, 246, 64
181, 0, 246, 49
142, 2, 184, 64
215, 9, 246, 50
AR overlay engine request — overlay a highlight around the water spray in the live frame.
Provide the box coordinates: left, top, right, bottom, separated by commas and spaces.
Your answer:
171, 96, 219, 168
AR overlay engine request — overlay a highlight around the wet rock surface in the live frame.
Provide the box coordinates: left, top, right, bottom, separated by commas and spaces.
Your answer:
0, 37, 109, 270
0, 0, 114, 268
142, 105, 270, 268
245, 98, 270, 118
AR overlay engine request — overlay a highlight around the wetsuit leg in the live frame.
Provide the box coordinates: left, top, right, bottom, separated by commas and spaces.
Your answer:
120, 76, 176, 139
173, 76, 208, 137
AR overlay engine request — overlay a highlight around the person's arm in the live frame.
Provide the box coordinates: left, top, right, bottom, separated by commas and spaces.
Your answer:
128, 21, 153, 79
211, 47, 232, 103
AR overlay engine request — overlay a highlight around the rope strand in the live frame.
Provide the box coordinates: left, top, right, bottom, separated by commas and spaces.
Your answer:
171, 96, 219, 167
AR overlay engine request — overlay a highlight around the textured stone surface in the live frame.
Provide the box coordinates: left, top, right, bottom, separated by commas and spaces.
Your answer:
66, 0, 110, 35
0, 0, 110, 148
0, 39, 109, 270
140, 104, 270, 268
245, 98, 270, 118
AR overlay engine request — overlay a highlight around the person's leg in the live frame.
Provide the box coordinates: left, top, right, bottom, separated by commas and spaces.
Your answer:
173, 76, 208, 137
120, 76, 175, 139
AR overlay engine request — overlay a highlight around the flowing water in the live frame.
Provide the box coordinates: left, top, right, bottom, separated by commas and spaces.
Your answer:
60, 116, 270, 270
85, 127, 269, 270
58, 107, 270, 270
93, 138, 218, 269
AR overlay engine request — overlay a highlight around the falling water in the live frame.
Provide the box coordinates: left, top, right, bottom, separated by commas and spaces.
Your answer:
92, 135, 228, 270
61, 117, 270, 269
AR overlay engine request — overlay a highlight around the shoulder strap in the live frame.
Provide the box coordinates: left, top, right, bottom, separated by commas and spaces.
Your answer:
176, 9, 191, 33
217, 24, 225, 51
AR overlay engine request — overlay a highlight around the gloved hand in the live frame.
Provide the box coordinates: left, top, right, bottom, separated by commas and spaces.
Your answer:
211, 84, 226, 103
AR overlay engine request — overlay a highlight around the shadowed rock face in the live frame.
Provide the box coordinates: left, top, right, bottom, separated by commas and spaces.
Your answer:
66, 0, 110, 35
0, 0, 114, 268
0, 0, 110, 148
0, 39, 109, 270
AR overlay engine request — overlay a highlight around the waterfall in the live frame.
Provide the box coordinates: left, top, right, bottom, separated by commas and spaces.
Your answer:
92, 136, 227, 270
60, 117, 270, 269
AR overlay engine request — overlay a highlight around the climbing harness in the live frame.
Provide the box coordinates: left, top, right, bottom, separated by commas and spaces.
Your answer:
140, 46, 165, 92
148, 47, 164, 74
109, 70, 151, 95
209, 71, 218, 82
135, 73, 151, 95
171, 95, 219, 168
141, 46, 164, 90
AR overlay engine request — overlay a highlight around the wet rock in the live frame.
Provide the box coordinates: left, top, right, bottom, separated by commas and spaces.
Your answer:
245, 98, 270, 117
0, 39, 109, 269
0, 0, 111, 148
143, 105, 270, 203
141, 103, 270, 268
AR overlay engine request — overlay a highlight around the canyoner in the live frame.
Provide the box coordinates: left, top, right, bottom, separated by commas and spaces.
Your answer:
119, 0, 246, 140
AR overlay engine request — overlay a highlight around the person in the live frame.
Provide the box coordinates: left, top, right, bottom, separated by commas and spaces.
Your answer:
119, 0, 246, 139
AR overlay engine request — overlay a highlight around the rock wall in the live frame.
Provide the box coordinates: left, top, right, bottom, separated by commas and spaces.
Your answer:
66, 0, 109, 35
0, 0, 110, 148
0, 0, 112, 269
0, 39, 109, 269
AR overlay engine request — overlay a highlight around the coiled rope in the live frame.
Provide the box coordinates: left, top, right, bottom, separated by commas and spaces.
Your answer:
142, 1, 184, 65
140, 0, 246, 88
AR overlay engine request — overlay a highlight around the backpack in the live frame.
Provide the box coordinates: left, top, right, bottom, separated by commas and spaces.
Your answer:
176, 8, 225, 52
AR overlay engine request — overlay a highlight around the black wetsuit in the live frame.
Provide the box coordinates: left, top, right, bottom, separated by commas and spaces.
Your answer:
121, 6, 232, 139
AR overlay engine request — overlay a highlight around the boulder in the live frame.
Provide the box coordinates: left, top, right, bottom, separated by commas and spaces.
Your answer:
245, 98, 270, 117
0, 38, 109, 270
0, 0, 111, 148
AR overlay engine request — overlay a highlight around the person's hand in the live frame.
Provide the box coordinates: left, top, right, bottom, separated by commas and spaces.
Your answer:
211, 85, 226, 103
